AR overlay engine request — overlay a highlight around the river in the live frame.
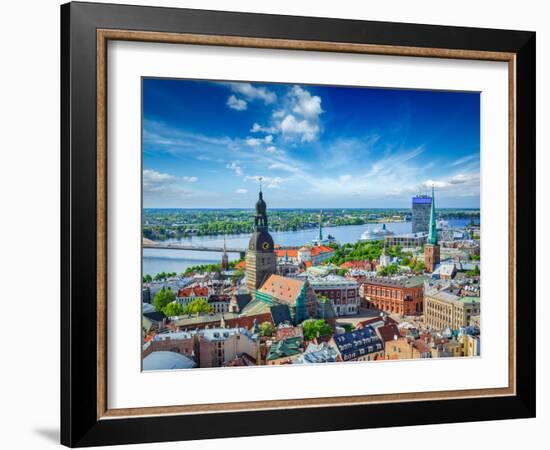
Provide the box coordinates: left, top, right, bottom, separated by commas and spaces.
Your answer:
143, 219, 472, 276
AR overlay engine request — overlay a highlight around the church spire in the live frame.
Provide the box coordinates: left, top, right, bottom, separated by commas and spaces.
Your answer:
428, 185, 438, 245
254, 179, 268, 230
318, 210, 323, 242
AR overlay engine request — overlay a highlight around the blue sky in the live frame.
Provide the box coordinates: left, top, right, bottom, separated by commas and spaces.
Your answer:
143, 78, 480, 208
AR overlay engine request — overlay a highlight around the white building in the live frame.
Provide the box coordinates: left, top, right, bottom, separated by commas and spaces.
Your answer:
307, 275, 360, 316
198, 327, 259, 368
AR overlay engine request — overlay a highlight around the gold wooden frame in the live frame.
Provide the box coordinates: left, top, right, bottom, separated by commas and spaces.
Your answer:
96, 29, 516, 420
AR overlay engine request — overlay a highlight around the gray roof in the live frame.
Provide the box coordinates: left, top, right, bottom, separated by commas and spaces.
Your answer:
270, 304, 292, 326
234, 293, 252, 311
143, 351, 196, 371
295, 342, 339, 364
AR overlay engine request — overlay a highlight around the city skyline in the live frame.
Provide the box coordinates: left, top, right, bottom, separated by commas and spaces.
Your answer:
143, 79, 480, 209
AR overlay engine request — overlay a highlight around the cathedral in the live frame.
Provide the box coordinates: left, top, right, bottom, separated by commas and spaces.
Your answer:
244, 188, 320, 325
245, 188, 277, 295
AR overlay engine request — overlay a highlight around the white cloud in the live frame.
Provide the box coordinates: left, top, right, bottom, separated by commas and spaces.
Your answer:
227, 95, 247, 111
275, 86, 324, 143
226, 161, 243, 177
245, 138, 263, 147
422, 173, 480, 190
246, 135, 274, 147
142, 169, 198, 199
235, 188, 248, 194
280, 114, 320, 143
143, 169, 175, 192
250, 123, 278, 134
290, 85, 323, 120
448, 153, 479, 167
228, 83, 277, 104
268, 162, 300, 174
266, 146, 279, 154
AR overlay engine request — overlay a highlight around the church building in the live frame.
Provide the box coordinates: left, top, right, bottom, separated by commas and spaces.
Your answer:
424, 186, 441, 273
244, 187, 323, 325
245, 187, 277, 295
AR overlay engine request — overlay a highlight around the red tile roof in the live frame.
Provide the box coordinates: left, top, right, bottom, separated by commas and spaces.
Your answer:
276, 249, 299, 258
310, 246, 334, 257
177, 286, 209, 298
340, 260, 370, 269
258, 274, 304, 305
376, 324, 400, 343
234, 260, 246, 270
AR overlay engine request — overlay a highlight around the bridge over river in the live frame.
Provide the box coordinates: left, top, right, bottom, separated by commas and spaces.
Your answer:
143, 238, 247, 259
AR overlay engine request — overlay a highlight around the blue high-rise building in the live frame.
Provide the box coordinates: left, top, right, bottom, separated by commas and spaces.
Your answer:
412, 195, 432, 233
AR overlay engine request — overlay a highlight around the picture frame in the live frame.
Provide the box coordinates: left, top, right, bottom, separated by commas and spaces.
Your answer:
61, 1, 536, 447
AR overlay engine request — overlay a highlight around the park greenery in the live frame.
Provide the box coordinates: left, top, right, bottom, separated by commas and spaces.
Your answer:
325, 240, 385, 266
466, 265, 481, 277
302, 319, 333, 341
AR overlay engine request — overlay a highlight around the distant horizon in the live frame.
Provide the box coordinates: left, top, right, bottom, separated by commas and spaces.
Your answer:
143, 79, 480, 209
143, 206, 481, 211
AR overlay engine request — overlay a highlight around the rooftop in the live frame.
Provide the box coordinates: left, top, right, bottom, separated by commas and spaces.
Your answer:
266, 337, 303, 361
332, 326, 384, 361
363, 275, 425, 288
258, 275, 305, 305
143, 351, 196, 371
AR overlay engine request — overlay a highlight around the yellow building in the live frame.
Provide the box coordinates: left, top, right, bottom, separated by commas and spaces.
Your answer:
463, 334, 481, 357
424, 289, 480, 330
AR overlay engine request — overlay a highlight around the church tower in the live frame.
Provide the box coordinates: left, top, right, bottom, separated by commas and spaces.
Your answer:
221, 236, 229, 271
424, 185, 440, 273
246, 184, 277, 296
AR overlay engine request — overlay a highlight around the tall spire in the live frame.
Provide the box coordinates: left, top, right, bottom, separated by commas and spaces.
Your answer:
318, 210, 323, 242
254, 180, 268, 230
428, 185, 438, 245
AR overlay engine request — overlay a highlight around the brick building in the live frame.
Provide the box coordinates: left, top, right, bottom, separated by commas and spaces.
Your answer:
361, 276, 424, 315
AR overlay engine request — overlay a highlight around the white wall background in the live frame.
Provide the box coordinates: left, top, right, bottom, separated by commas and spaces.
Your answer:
0, 0, 546, 448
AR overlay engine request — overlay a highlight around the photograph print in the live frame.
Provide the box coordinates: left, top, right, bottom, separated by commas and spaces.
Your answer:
141, 78, 481, 371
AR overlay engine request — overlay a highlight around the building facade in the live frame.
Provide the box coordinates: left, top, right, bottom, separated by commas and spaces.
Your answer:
412, 194, 432, 233
384, 234, 427, 249
308, 276, 360, 316
361, 276, 424, 315
424, 289, 481, 330
198, 327, 259, 368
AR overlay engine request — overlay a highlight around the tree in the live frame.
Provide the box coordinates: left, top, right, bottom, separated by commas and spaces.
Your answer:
162, 302, 184, 317
378, 263, 399, 276
466, 265, 481, 277
142, 274, 152, 283
336, 268, 348, 277
302, 319, 333, 341
153, 287, 176, 312
182, 298, 214, 315
412, 261, 426, 273
259, 321, 274, 337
